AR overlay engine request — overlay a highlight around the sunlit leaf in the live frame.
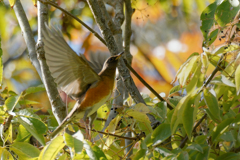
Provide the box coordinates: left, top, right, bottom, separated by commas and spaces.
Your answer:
151, 123, 171, 146
8, 0, 16, 7
203, 89, 222, 122
211, 117, 234, 142
0, 36, 2, 86
10, 142, 40, 160
235, 64, 240, 95
186, 143, 203, 153
39, 136, 65, 160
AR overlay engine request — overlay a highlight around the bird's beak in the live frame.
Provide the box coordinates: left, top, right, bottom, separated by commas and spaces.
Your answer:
115, 51, 124, 60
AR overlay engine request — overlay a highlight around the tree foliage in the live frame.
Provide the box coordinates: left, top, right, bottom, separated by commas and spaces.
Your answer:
1, 0, 240, 159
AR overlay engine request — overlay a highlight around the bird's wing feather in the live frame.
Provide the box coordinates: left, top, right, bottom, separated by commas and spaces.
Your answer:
43, 25, 100, 99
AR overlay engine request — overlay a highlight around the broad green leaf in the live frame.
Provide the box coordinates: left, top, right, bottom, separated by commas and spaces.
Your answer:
182, 92, 201, 139
10, 142, 40, 160
235, 64, 240, 95
215, 0, 239, 27
203, 89, 221, 122
200, 1, 217, 40
15, 125, 31, 142
57, 153, 67, 160
154, 147, 173, 157
17, 116, 46, 146
186, 65, 201, 93
171, 94, 191, 133
64, 132, 83, 154
1, 148, 13, 160
211, 117, 234, 142
195, 146, 209, 160
71, 130, 96, 160
19, 100, 40, 105
220, 131, 235, 141
4, 93, 22, 112
39, 136, 65, 160
92, 146, 107, 160
132, 149, 146, 160
177, 151, 189, 160
168, 96, 182, 107
211, 75, 235, 87
216, 152, 240, 160
154, 102, 167, 120
200, 52, 209, 74
132, 103, 150, 113
207, 29, 218, 46
23, 84, 45, 96
186, 143, 203, 153
151, 123, 171, 146
169, 85, 182, 95
126, 109, 150, 123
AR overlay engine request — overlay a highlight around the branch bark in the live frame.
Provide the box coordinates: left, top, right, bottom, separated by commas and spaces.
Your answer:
36, 1, 66, 124
86, 0, 158, 127
13, 0, 42, 80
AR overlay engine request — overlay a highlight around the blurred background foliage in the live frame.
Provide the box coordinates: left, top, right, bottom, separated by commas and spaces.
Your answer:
1, 0, 215, 112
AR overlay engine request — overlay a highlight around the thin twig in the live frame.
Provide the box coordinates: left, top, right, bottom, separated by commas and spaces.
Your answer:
76, 124, 145, 140
38, 0, 106, 45
123, 59, 174, 110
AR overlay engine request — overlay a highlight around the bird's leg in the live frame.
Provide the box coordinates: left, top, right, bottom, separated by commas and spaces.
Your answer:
88, 112, 97, 142
83, 109, 91, 140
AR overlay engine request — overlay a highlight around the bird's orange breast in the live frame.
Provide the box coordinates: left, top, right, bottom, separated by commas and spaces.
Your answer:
80, 76, 114, 110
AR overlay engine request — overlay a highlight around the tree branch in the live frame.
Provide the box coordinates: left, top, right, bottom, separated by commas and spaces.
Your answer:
36, 1, 66, 124
13, 0, 42, 80
87, 0, 159, 134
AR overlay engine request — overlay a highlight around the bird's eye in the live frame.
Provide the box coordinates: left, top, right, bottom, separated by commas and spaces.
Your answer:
109, 57, 114, 62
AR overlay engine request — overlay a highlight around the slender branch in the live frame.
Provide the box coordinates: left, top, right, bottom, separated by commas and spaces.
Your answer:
87, 0, 158, 128
36, 1, 67, 124
13, 0, 42, 80
123, 59, 174, 110
38, 0, 106, 45
124, 0, 133, 64
179, 53, 227, 148
76, 124, 145, 140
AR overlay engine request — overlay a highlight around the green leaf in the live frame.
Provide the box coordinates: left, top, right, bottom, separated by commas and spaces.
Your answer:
177, 151, 189, 160
132, 149, 146, 160
151, 123, 171, 146
200, 1, 217, 40
216, 152, 240, 160
16, 116, 46, 146
19, 100, 40, 105
195, 146, 209, 160
207, 29, 218, 46
92, 146, 107, 160
126, 109, 150, 123
1, 148, 14, 160
39, 136, 65, 160
220, 131, 235, 142
186, 143, 203, 153
211, 75, 235, 87
235, 64, 240, 95
169, 85, 182, 95
10, 142, 40, 160
4, 93, 22, 112
15, 125, 31, 142
154, 147, 173, 157
23, 84, 45, 96
203, 89, 221, 122
182, 93, 200, 139
211, 117, 234, 142
185, 65, 201, 93
215, 0, 239, 27
64, 132, 83, 154
168, 96, 182, 107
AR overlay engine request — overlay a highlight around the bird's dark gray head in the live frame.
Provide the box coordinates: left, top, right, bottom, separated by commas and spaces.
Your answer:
99, 51, 124, 75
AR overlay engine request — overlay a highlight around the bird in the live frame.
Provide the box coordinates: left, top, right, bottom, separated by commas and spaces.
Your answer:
42, 25, 123, 138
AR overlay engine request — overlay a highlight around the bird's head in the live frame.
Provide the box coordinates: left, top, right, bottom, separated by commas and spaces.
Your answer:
102, 51, 124, 70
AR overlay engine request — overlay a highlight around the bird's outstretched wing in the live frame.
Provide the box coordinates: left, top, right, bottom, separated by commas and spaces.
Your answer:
43, 25, 100, 100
